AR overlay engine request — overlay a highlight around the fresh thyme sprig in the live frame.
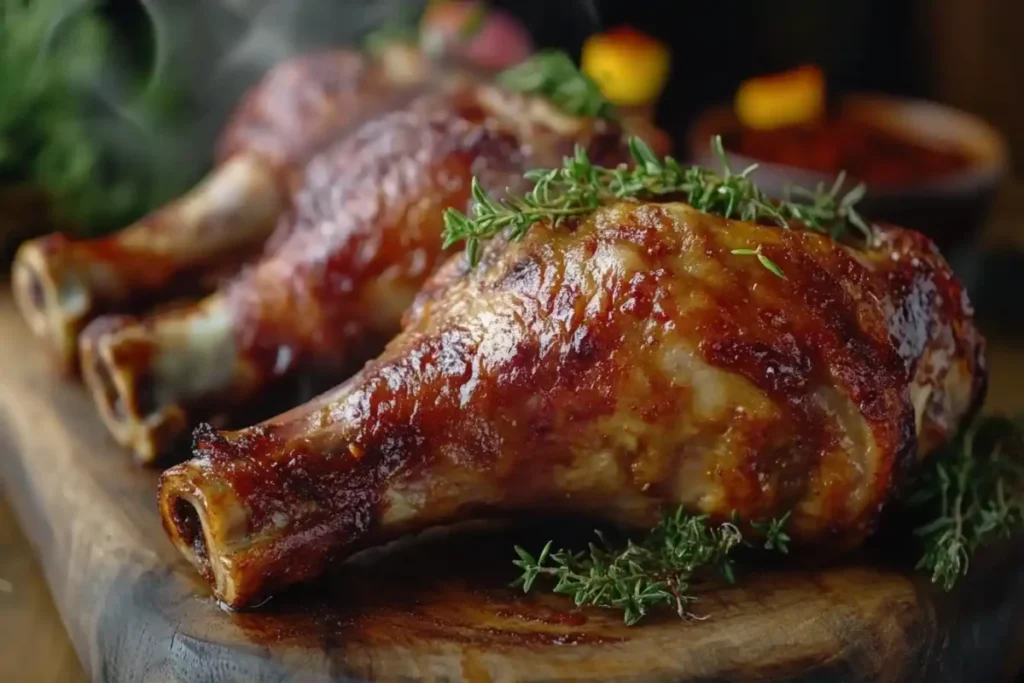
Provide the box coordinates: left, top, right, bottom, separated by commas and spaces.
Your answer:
497, 49, 616, 119
513, 509, 789, 626
442, 135, 872, 272
730, 246, 786, 279
752, 510, 793, 552
511, 423, 1022, 626
783, 172, 872, 242
910, 414, 1024, 590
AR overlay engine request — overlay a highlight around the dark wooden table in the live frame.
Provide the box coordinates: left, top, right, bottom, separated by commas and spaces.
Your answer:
2, 185, 1023, 683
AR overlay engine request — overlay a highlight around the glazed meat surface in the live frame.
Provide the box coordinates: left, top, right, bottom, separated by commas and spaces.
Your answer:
216, 46, 431, 177
159, 200, 985, 608
12, 47, 429, 371
81, 84, 649, 463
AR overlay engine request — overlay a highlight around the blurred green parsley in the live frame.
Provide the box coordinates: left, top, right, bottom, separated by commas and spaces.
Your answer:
0, 0, 193, 236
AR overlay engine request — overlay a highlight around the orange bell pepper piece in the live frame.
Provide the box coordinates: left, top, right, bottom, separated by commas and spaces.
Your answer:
581, 27, 671, 107
735, 65, 826, 130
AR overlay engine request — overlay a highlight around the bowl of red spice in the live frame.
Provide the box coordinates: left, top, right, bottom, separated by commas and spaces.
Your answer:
688, 77, 1008, 254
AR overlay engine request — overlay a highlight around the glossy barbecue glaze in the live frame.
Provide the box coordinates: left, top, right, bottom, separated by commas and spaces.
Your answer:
159, 201, 985, 608
81, 84, 645, 463
216, 47, 433, 180
13, 48, 430, 372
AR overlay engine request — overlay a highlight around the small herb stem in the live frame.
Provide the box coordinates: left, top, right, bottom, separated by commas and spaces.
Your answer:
913, 414, 1024, 591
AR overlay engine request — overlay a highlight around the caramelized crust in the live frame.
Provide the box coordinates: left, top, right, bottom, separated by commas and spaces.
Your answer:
216, 47, 433, 177
14, 47, 430, 372
81, 84, 649, 462
224, 94, 529, 384
228, 86, 639, 374
159, 202, 985, 607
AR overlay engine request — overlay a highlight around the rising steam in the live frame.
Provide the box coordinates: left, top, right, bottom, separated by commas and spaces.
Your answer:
75, 0, 425, 229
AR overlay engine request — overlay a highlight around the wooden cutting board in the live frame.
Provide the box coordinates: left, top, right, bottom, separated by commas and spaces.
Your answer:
1, 290, 1023, 683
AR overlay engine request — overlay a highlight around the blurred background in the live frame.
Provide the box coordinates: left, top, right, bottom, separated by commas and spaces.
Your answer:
3, 0, 1024, 324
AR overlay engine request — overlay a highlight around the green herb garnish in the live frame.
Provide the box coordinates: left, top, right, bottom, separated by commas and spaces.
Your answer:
730, 246, 786, 279
442, 135, 871, 274
514, 509, 790, 626
752, 510, 793, 552
497, 49, 615, 119
783, 172, 872, 242
911, 414, 1024, 591
456, 2, 487, 41
368, 0, 487, 56
0, 0, 107, 188
513, 415, 1023, 626
363, 22, 421, 54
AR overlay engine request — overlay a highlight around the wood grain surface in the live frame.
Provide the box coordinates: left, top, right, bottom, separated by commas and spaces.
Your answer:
0, 493, 87, 683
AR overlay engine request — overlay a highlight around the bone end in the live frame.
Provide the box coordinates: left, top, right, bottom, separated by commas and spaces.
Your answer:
79, 315, 188, 465
12, 236, 95, 373
159, 430, 253, 606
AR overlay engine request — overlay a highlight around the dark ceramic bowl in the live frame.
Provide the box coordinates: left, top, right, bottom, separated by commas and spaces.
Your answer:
687, 94, 1009, 254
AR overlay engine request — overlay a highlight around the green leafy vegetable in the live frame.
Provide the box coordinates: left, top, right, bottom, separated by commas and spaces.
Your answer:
442, 135, 871, 268
0, 0, 107, 176
497, 49, 615, 119
1, 0, 187, 235
513, 509, 790, 626
911, 414, 1024, 590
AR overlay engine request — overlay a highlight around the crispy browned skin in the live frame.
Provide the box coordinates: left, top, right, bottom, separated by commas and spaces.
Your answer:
158, 201, 985, 608
215, 47, 431, 177
80, 85, 652, 463
12, 48, 429, 372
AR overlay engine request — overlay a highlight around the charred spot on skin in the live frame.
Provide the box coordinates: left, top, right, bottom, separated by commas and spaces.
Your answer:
496, 256, 541, 293
191, 422, 242, 461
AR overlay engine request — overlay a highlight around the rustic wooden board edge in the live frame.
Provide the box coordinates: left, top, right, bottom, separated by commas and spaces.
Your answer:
0, 399, 359, 683
1, 285, 1023, 683
6, 387, 1024, 683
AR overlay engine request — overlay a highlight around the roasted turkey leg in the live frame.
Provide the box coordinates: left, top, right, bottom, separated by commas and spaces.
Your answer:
12, 47, 430, 371
81, 86, 652, 463
159, 201, 986, 608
